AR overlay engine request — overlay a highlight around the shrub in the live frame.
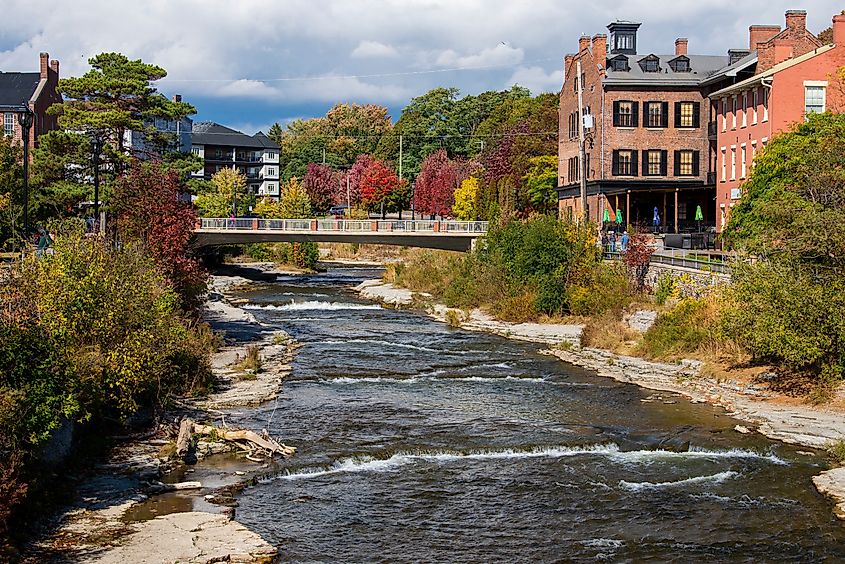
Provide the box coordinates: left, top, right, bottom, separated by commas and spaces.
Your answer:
654, 272, 676, 306
565, 263, 632, 316
721, 260, 845, 387
235, 345, 262, 373
492, 290, 539, 323
445, 310, 462, 327
828, 440, 845, 466
638, 296, 722, 360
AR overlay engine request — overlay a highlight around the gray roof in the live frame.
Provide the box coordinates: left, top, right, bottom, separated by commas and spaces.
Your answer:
604, 54, 729, 87
191, 121, 279, 149
701, 51, 758, 86
0, 72, 40, 108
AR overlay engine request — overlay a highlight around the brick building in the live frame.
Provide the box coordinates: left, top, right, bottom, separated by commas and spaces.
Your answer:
558, 23, 727, 232
190, 122, 281, 199
0, 52, 61, 151
711, 10, 845, 230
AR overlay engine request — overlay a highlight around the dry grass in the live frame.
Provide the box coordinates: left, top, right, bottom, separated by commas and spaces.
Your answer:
234, 344, 262, 374
320, 243, 410, 262
581, 311, 642, 356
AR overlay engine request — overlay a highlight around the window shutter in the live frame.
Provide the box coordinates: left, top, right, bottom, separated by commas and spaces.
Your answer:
612, 101, 621, 127
674, 151, 681, 176
631, 102, 639, 127
674, 102, 682, 128
692, 102, 701, 128
660, 150, 668, 176
661, 102, 669, 128
612, 151, 619, 175
642, 150, 649, 176
692, 151, 700, 176
631, 150, 639, 176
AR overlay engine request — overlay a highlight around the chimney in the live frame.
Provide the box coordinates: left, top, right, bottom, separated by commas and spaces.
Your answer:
749, 25, 781, 50
49, 59, 59, 76
773, 38, 794, 65
833, 13, 845, 45
784, 9, 807, 31
39, 52, 49, 79
728, 49, 751, 65
579, 35, 591, 53
675, 38, 688, 56
592, 34, 607, 65
172, 94, 182, 103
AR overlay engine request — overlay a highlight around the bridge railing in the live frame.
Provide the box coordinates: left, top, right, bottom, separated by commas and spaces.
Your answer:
199, 218, 488, 234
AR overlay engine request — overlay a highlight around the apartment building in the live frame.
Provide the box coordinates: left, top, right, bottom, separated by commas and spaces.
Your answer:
190, 122, 281, 198
711, 10, 845, 230
558, 22, 726, 232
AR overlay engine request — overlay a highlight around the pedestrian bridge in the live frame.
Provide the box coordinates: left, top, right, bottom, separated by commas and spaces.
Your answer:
193, 218, 489, 251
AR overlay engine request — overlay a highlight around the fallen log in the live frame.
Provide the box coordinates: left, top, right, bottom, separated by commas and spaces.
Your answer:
175, 418, 195, 459
191, 423, 296, 458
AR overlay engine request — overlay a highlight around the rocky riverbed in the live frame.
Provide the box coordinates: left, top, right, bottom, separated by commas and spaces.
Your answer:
356, 279, 845, 522
28, 274, 297, 563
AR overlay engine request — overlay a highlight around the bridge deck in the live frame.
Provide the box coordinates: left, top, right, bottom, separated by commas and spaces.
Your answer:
194, 219, 489, 251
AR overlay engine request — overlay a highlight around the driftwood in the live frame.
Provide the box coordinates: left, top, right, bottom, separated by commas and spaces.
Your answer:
175, 417, 296, 462
147, 480, 203, 494
192, 424, 297, 458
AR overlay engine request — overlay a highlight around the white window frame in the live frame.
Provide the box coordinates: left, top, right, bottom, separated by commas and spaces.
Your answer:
731, 96, 737, 129
751, 140, 758, 169
740, 143, 747, 179
730, 145, 736, 181
762, 88, 769, 122
4, 113, 14, 137
720, 147, 727, 182
752, 89, 759, 125
741, 92, 748, 128
721, 99, 727, 131
804, 80, 827, 116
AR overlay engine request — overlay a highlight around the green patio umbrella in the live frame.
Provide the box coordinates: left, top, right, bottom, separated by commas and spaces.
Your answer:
603, 208, 610, 223
615, 209, 623, 225
695, 204, 704, 232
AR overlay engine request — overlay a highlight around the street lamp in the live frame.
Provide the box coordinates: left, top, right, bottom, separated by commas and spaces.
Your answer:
90, 138, 101, 229
18, 108, 34, 236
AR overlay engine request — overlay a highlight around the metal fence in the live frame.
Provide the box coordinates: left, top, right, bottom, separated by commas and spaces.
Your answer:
199, 218, 488, 234
604, 247, 734, 274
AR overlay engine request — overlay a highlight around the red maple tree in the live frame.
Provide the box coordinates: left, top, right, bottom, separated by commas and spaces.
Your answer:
303, 163, 342, 213
359, 159, 400, 207
111, 161, 208, 310
414, 149, 458, 218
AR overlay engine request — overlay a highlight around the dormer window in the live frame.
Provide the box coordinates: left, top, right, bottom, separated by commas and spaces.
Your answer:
638, 55, 660, 73
608, 55, 630, 72
607, 21, 640, 55
668, 56, 690, 73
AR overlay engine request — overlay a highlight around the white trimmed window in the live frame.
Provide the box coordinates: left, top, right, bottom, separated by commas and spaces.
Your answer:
741, 92, 748, 128
731, 96, 737, 129
752, 89, 759, 125
730, 146, 736, 180
740, 144, 747, 179
720, 147, 727, 181
763, 88, 769, 122
804, 82, 827, 116
4, 113, 14, 137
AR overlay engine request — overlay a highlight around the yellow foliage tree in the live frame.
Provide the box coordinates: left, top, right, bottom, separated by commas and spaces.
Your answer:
452, 176, 480, 220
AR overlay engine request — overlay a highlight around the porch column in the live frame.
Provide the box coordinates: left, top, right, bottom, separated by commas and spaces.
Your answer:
674, 188, 679, 234
625, 190, 630, 229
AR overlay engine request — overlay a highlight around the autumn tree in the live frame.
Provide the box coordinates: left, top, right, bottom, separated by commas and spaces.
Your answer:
415, 149, 458, 218
302, 163, 341, 214
111, 161, 207, 309
453, 177, 480, 220
195, 168, 251, 217
279, 178, 312, 219
0, 136, 23, 248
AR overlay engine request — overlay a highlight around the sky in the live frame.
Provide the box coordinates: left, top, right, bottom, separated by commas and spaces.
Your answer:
0, 1, 840, 135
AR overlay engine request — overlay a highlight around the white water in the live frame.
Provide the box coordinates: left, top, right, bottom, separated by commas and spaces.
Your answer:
243, 300, 382, 311
272, 444, 785, 482
619, 471, 740, 492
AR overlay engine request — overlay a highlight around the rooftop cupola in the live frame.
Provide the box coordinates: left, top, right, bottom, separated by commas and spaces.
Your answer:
607, 21, 641, 55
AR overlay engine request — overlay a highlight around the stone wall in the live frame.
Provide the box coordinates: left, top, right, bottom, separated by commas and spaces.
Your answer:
645, 262, 729, 297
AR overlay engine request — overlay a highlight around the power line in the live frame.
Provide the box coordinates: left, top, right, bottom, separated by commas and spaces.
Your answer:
162, 57, 561, 84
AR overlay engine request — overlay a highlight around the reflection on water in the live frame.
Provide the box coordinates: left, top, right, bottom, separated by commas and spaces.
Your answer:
224, 267, 845, 562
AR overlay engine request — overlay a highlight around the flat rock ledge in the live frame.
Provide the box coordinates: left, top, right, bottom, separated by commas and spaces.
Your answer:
813, 468, 845, 520
83, 511, 277, 564
355, 280, 416, 306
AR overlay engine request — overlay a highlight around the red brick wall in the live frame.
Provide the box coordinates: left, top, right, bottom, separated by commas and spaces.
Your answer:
756, 11, 822, 73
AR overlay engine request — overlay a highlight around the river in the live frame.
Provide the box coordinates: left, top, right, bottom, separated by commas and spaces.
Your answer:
224, 266, 845, 562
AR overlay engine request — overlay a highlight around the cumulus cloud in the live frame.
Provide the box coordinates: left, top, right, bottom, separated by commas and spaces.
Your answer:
507, 66, 562, 95
0, 0, 842, 127
351, 40, 399, 59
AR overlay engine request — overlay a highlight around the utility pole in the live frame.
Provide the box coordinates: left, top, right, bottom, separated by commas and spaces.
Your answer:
398, 134, 403, 220
576, 60, 588, 221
